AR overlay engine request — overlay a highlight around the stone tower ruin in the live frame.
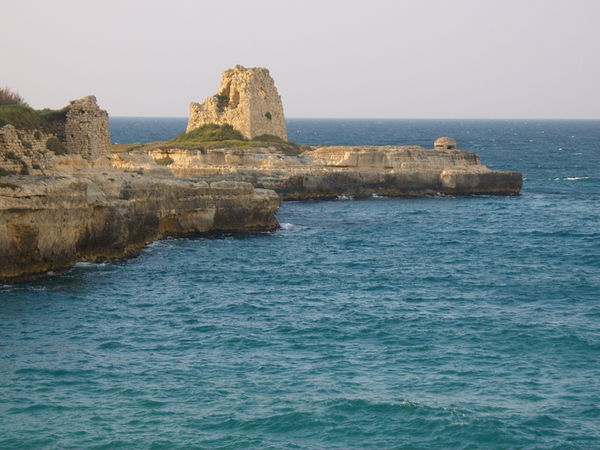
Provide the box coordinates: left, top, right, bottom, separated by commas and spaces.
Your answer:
187, 65, 287, 140
65, 95, 111, 160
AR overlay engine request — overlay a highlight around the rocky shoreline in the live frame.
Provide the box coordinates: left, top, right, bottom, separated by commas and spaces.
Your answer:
125, 144, 522, 200
0, 171, 279, 283
0, 67, 522, 283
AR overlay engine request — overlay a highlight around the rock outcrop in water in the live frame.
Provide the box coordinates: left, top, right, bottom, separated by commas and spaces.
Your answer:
118, 142, 522, 199
1, 67, 523, 282
160, 66, 521, 199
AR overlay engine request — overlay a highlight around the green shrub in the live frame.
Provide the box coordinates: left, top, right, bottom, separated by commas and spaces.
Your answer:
0, 88, 27, 106
34, 130, 42, 140
154, 156, 174, 166
38, 106, 68, 123
46, 137, 67, 155
0, 105, 68, 131
0, 105, 45, 129
172, 124, 245, 143
120, 123, 302, 156
264, 112, 272, 120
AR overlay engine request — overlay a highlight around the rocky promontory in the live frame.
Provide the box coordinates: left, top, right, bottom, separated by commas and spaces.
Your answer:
0, 67, 523, 282
117, 143, 521, 200
116, 65, 521, 199
0, 96, 280, 283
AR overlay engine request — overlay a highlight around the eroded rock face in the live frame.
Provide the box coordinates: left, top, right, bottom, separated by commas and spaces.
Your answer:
187, 65, 287, 140
0, 172, 280, 283
125, 145, 522, 199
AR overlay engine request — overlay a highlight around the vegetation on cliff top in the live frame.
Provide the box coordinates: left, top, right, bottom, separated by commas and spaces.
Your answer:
0, 88, 69, 131
0, 87, 28, 107
0, 105, 69, 131
114, 124, 302, 156
173, 124, 244, 142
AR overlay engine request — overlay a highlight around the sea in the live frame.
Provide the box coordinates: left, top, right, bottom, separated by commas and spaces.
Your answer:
1, 118, 599, 449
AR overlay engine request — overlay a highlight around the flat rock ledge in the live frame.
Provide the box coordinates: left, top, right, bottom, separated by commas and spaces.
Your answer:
0, 171, 280, 283
119, 145, 523, 200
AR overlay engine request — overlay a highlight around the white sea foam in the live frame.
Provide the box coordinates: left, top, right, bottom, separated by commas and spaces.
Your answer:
279, 222, 295, 230
554, 176, 590, 181
74, 261, 111, 268
337, 194, 354, 200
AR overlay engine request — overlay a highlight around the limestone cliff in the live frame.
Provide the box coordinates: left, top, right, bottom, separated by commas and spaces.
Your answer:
0, 171, 279, 283
187, 66, 287, 140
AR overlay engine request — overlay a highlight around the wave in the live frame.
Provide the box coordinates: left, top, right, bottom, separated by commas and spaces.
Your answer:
553, 176, 590, 181
74, 261, 111, 268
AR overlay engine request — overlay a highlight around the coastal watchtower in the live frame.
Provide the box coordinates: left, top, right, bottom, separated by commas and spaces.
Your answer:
187, 65, 287, 141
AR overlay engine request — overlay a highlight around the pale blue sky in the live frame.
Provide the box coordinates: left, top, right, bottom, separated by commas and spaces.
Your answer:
2, 0, 599, 118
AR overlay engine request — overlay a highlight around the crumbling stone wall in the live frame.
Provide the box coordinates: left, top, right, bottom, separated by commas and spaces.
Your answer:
187, 65, 287, 140
0, 125, 54, 174
65, 95, 111, 160
0, 95, 112, 175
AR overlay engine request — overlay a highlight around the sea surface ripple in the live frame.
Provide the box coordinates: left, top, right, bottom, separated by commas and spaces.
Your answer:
1, 119, 599, 449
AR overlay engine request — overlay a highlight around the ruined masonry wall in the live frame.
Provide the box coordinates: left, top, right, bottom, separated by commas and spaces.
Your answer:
0, 95, 111, 175
0, 125, 54, 174
187, 66, 287, 140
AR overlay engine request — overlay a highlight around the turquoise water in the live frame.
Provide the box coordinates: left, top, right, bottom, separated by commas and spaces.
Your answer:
1, 119, 599, 449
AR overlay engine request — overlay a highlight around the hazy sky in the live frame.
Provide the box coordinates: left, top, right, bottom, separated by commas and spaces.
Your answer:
2, 0, 599, 118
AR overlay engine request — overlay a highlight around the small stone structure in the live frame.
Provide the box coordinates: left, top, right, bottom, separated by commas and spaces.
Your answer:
187, 65, 287, 140
65, 96, 111, 160
434, 137, 457, 150
1, 95, 111, 174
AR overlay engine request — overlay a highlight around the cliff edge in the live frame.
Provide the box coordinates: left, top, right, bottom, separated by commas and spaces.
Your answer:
0, 96, 280, 283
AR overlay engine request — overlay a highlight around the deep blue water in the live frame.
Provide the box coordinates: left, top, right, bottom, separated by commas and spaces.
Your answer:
1, 118, 599, 449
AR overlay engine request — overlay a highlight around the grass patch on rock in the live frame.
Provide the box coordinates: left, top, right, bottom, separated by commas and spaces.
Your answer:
114, 124, 303, 156
46, 137, 67, 155
172, 124, 245, 143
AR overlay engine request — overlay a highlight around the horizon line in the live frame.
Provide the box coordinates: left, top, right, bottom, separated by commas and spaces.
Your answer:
109, 116, 600, 121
